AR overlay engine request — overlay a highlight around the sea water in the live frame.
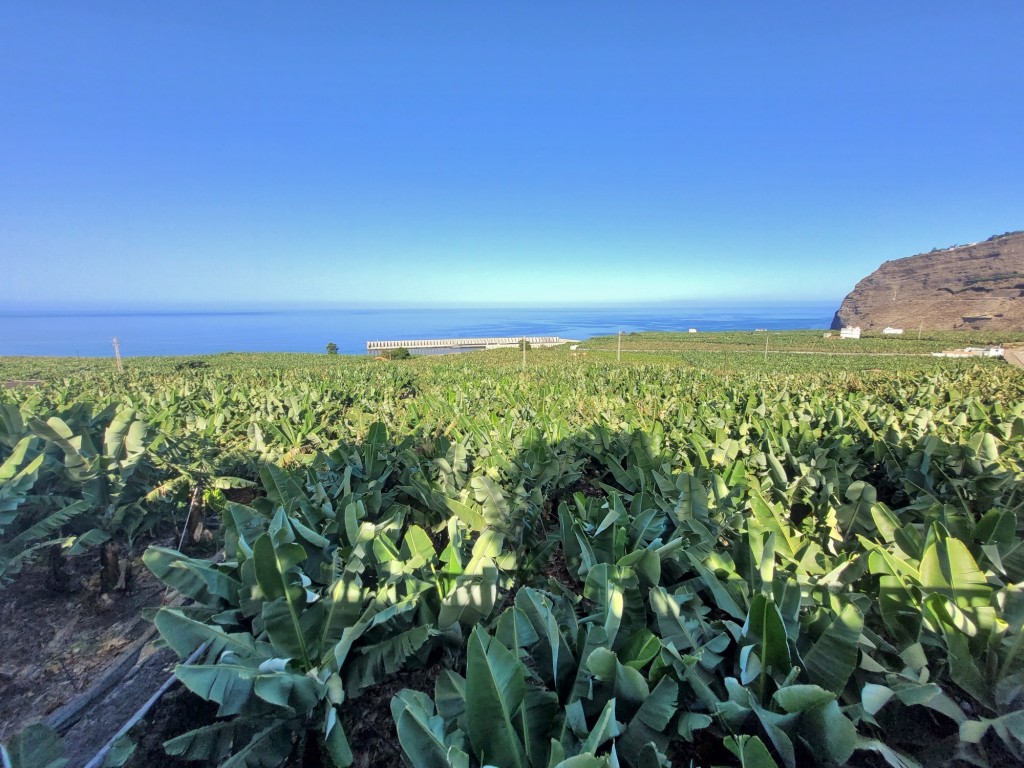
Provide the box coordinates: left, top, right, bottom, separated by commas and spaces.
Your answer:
0, 303, 839, 357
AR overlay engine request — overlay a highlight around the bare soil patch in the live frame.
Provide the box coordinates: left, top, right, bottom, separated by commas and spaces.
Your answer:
119, 685, 219, 768
1002, 344, 1024, 369
223, 486, 259, 505
540, 547, 577, 592
0, 552, 171, 745
339, 663, 443, 768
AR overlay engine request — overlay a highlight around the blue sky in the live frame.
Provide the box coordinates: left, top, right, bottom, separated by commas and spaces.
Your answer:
2, 2, 1022, 308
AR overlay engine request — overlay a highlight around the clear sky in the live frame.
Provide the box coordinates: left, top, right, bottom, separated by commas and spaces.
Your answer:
2, 2, 1022, 308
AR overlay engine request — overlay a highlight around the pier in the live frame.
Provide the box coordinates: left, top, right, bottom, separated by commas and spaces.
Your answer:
366, 336, 578, 353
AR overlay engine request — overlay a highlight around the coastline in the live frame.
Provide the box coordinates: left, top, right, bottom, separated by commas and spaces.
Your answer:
0, 303, 839, 358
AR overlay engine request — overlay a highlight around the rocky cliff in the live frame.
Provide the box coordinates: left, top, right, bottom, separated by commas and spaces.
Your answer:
831, 231, 1024, 331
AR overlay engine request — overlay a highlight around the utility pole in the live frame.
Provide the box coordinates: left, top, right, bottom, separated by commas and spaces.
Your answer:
521, 337, 526, 372
918, 323, 923, 340
617, 330, 623, 363
764, 331, 769, 362
112, 337, 124, 373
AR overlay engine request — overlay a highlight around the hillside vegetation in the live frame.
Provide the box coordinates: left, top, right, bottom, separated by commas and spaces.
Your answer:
2, 336, 1024, 768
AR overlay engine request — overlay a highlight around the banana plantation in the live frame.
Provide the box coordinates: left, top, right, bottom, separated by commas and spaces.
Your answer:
1, 345, 1023, 768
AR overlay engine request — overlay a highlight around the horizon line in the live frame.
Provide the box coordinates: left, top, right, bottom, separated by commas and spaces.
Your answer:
0, 297, 844, 317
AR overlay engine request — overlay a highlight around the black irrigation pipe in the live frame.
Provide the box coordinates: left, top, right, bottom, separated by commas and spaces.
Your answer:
81, 642, 208, 768
50, 550, 224, 736
66, 546, 224, 766
47, 627, 159, 735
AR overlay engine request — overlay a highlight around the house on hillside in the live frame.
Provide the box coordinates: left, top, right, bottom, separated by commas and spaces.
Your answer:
882, 327, 904, 335
840, 326, 861, 339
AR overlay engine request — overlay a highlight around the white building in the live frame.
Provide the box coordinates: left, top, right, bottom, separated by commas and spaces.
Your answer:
840, 327, 861, 339
931, 347, 1004, 359
882, 327, 904, 335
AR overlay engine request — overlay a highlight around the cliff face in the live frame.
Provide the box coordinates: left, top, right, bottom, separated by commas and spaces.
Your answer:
832, 231, 1024, 331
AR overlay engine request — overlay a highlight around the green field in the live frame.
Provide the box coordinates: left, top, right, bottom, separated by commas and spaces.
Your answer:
2, 335, 1024, 767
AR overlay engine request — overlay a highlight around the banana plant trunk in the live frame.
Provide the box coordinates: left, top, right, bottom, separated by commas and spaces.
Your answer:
46, 543, 72, 591
99, 541, 122, 593
183, 482, 205, 550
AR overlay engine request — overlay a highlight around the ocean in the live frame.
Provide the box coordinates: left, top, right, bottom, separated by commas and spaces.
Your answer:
0, 303, 839, 357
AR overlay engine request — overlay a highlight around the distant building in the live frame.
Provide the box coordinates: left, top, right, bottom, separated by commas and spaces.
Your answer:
882, 327, 904, 335
840, 327, 862, 339
968, 346, 1005, 357
688, 328, 697, 334
932, 347, 1004, 359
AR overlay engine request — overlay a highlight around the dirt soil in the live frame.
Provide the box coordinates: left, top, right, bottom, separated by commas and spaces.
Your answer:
540, 547, 577, 592
339, 663, 443, 768
0, 550, 180, 760
223, 487, 259, 506
62, 644, 182, 768
1003, 344, 1024, 369
119, 685, 219, 768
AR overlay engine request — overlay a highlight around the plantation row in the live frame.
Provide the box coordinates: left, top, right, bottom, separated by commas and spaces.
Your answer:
2, 349, 1023, 767
582, 329, 1024, 356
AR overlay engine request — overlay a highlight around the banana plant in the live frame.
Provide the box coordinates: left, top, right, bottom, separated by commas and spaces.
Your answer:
0, 723, 66, 768
1, 404, 158, 587
148, 518, 441, 766
145, 449, 465, 766
393, 619, 678, 768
